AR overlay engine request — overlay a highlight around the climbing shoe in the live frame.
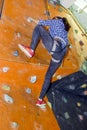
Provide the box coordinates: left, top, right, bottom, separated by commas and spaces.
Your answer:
18, 44, 34, 58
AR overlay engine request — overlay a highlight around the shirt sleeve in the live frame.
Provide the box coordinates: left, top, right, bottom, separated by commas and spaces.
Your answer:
38, 20, 52, 26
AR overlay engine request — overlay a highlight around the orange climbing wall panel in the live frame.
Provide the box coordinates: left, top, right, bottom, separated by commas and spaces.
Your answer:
0, 0, 80, 130
0, 59, 60, 130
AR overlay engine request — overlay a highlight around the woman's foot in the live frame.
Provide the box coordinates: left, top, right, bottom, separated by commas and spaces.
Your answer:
36, 98, 46, 108
18, 44, 34, 58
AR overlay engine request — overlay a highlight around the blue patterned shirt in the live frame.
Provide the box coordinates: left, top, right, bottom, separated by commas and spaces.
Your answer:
38, 19, 68, 48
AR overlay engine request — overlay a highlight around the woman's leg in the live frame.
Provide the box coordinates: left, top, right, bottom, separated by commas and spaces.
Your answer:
39, 59, 62, 99
39, 48, 67, 100
18, 25, 53, 58
30, 25, 53, 53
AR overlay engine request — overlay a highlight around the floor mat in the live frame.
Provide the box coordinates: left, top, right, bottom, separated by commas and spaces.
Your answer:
47, 71, 87, 130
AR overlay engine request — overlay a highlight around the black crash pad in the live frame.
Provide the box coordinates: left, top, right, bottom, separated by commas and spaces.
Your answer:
47, 71, 87, 130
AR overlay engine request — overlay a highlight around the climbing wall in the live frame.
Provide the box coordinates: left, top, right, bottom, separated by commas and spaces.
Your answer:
0, 0, 85, 130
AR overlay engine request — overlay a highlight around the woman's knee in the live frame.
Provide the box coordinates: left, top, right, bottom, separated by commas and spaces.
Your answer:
35, 25, 43, 30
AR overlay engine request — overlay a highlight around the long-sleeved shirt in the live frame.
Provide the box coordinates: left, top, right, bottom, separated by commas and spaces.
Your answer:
38, 19, 69, 48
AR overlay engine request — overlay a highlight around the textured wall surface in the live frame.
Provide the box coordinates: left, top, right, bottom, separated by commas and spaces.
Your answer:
0, 0, 86, 130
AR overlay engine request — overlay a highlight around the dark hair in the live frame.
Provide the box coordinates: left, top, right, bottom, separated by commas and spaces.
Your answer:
53, 16, 71, 32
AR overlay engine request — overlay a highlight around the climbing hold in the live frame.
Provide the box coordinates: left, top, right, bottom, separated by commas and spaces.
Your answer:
47, 101, 52, 109
3, 94, 14, 104
26, 17, 33, 23
68, 44, 72, 49
56, 75, 62, 79
16, 32, 21, 38
83, 112, 87, 117
68, 85, 75, 90
2, 84, 11, 91
84, 90, 87, 95
80, 84, 87, 88
30, 76, 37, 83
79, 40, 84, 46
64, 112, 70, 119
25, 88, 31, 94
52, 91, 55, 96
2, 67, 10, 72
14, 32, 22, 39
13, 50, 19, 57
80, 60, 87, 75
78, 114, 83, 121
11, 122, 19, 128
77, 102, 81, 107
74, 29, 78, 34
81, 33, 86, 37
58, 8, 63, 12
62, 96, 68, 103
